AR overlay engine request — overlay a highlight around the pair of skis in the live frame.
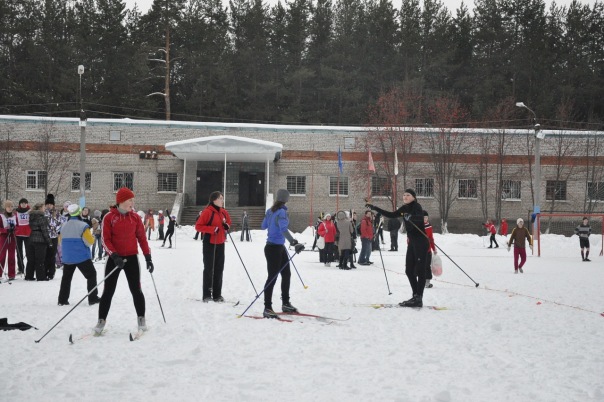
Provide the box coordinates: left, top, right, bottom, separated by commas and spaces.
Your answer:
69, 328, 145, 343
243, 311, 350, 323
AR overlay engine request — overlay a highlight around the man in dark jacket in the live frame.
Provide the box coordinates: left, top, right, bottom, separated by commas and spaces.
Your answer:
387, 217, 402, 251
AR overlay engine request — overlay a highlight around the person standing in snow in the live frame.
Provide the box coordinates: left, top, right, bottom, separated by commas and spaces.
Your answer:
241, 211, 251, 242
507, 218, 533, 274
317, 213, 336, 267
0, 200, 18, 281
195, 191, 232, 302
261, 189, 304, 318
387, 217, 401, 251
366, 189, 428, 307
15, 198, 31, 275
57, 204, 100, 306
574, 217, 591, 262
44, 194, 62, 279
423, 211, 437, 289
500, 218, 508, 237
483, 219, 499, 248
144, 209, 155, 240
25, 203, 51, 281
157, 210, 165, 241
358, 210, 374, 266
161, 215, 177, 248
336, 210, 355, 269
80, 207, 92, 227
94, 187, 154, 335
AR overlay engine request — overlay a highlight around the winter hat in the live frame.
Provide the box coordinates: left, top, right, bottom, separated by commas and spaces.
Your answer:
18, 198, 28, 205
159, 210, 163, 214
324, 213, 331, 219
171, 215, 176, 219
67, 204, 81, 217
116, 187, 135, 205
275, 189, 290, 203
336, 211, 347, 220
45, 194, 55, 205
63, 201, 72, 209
517, 218, 524, 224
93, 210, 102, 218
404, 188, 417, 199
423, 210, 429, 217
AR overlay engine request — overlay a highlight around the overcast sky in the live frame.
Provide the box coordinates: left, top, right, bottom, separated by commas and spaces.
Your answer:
124, 0, 598, 15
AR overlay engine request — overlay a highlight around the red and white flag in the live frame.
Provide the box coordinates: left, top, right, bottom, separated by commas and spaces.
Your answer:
368, 151, 376, 172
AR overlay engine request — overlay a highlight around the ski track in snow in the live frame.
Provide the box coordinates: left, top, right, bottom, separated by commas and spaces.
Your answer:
2, 228, 603, 401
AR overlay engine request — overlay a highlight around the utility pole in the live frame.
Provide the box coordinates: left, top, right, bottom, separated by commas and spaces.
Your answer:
78, 65, 86, 207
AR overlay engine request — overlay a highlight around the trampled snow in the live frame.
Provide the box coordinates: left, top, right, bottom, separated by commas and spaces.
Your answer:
2, 227, 603, 401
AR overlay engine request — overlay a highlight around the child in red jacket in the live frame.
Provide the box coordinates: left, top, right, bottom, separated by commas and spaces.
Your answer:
483, 219, 499, 248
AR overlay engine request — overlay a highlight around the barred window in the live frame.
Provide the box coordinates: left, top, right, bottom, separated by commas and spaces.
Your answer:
158, 173, 178, 192
415, 178, 434, 198
501, 180, 521, 200
286, 176, 306, 195
26, 170, 47, 190
546, 180, 567, 201
458, 179, 477, 199
587, 182, 604, 201
371, 176, 391, 197
329, 176, 349, 196
72, 172, 91, 191
113, 172, 134, 192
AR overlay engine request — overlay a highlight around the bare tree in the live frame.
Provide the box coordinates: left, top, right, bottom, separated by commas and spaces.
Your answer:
0, 124, 19, 200
34, 123, 76, 197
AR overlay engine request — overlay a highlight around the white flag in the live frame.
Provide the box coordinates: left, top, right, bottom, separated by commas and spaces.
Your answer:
394, 149, 399, 176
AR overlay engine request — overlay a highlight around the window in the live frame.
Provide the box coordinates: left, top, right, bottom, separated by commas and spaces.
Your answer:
26, 170, 47, 190
415, 178, 434, 198
458, 179, 477, 199
371, 176, 391, 197
502, 180, 521, 200
109, 130, 121, 141
329, 176, 349, 196
587, 182, 604, 201
286, 176, 306, 195
546, 180, 566, 201
158, 173, 178, 192
72, 172, 91, 191
113, 172, 134, 191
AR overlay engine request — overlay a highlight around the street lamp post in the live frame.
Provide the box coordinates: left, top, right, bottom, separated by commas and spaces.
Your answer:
78, 65, 86, 208
516, 101, 543, 229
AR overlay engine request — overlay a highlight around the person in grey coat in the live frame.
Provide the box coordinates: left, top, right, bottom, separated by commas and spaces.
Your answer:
25, 203, 51, 281
336, 210, 356, 270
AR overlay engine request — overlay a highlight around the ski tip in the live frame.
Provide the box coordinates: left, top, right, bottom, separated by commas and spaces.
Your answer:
304, 286, 309, 289
233, 301, 240, 307
69, 334, 73, 344
129, 333, 134, 341
236, 314, 243, 319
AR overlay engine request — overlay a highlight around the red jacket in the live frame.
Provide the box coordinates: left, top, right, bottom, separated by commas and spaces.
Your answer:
484, 222, 496, 235
500, 220, 508, 235
425, 222, 436, 253
102, 207, 150, 257
15, 207, 31, 237
360, 216, 373, 239
317, 219, 336, 243
195, 204, 232, 245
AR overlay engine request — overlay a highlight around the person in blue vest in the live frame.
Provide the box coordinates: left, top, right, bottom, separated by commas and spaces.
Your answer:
57, 204, 100, 306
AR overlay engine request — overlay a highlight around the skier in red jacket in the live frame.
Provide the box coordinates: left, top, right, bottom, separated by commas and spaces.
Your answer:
483, 219, 499, 248
317, 214, 336, 267
94, 187, 154, 335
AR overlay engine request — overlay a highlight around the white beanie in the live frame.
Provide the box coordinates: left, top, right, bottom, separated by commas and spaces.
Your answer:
517, 218, 524, 224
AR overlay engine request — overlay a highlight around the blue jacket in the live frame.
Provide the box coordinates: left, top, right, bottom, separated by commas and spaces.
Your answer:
61, 216, 94, 264
262, 206, 293, 245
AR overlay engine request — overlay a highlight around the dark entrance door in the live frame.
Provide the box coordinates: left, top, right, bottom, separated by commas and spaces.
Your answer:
239, 172, 264, 206
196, 170, 222, 206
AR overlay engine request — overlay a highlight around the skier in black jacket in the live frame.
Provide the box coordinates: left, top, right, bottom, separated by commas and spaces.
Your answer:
366, 188, 428, 307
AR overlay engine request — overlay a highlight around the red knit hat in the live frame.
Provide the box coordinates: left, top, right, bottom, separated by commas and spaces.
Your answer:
116, 187, 135, 205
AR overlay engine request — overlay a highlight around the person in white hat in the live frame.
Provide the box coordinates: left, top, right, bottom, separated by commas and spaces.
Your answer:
506, 218, 533, 274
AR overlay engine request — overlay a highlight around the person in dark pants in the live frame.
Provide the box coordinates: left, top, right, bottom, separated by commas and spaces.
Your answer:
387, 217, 401, 251
261, 189, 304, 318
366, 188, 428, 307
157, 210, 165, 241
574, 217, 591, 261
94, 187, 154, 335
195, 191, 232, 302
43, 194, 62, 280
15, 198, 31, 275
25, 203, 51, 281
241, 211, 251, 241
57, 204, 100, 306
161, 215, 176, 248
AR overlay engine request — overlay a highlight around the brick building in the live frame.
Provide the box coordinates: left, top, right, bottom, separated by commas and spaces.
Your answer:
1, 115, 602, 233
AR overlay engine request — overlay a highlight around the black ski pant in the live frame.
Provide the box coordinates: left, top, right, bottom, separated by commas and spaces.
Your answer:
240, 228, 250, 242
202, 240, 225, 299
16, 236, 29, 273
425, 251, 433, 280
390, 231, 398, 251
163, 229, 174, 247
490, 233, 498, 247
58, 259, 98, 304
44, 237, 58, 279
98, 255, 145, 320
405, 236, 430, 298
158, 224, 164, 240
263, 244, 291, 310
27, 242, 47, 280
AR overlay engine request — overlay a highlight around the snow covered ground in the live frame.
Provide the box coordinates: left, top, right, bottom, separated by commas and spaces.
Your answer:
2, 226, 603, 402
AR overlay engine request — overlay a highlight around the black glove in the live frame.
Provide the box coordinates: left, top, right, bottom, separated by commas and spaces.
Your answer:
111, 253, 125, 269
214, 227, 219, 234
7, 226, 15, 234
145, 254, 154, 273
290, 239, 299, 246
294, 243, 305, 254
223, 222, 230, 231
403, 213, 411, 221
365, 204, 374, 210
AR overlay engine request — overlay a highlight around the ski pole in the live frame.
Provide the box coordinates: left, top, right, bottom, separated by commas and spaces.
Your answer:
237, 249, 300, 318
373, 220, 392, 295
149, 271, 166, 323
286, 249, 308, 289
227, 231, 259, 296
0, 235, 11, 283
406, 218, 480, 287
34, 259, 126, 343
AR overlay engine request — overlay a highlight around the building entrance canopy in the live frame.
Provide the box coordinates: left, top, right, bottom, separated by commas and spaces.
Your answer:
165, 135, 282, 162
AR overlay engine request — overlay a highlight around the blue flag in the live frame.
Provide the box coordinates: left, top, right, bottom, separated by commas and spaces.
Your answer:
338, 146, 343, 174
